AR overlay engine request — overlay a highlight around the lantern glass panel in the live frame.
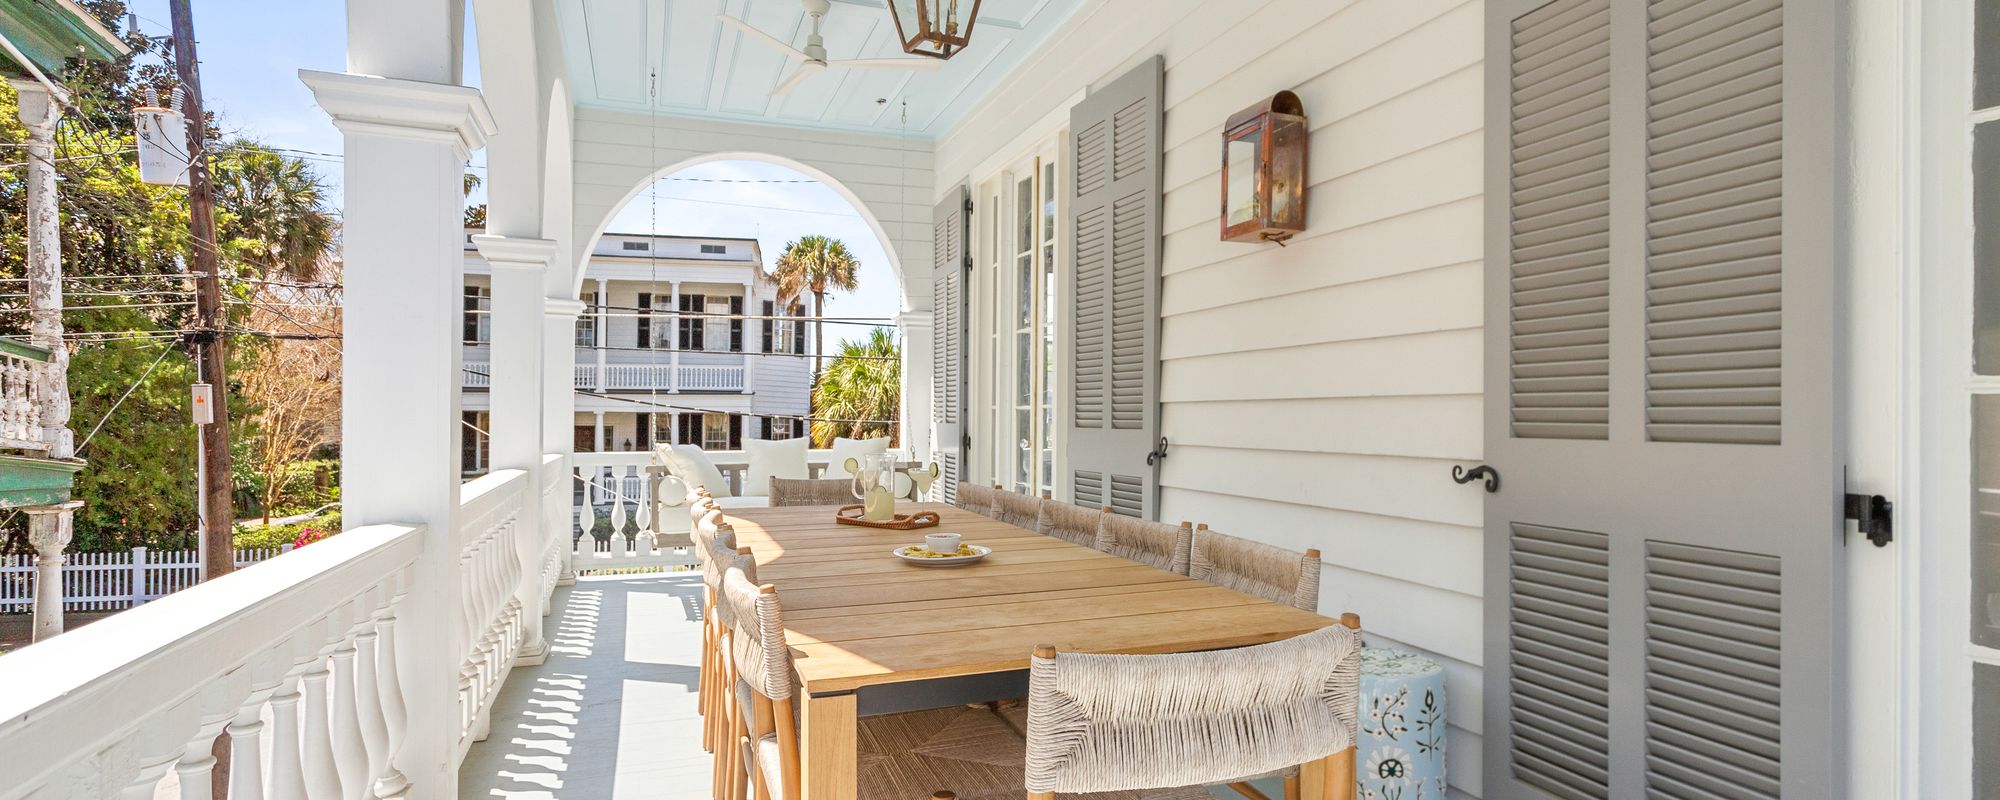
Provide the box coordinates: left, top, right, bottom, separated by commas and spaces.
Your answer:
1225, 125, 1261, 228
1268, 113, 1307, 228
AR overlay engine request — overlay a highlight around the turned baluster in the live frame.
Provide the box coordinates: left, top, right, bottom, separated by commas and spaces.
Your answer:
114, 701, 198, 800
371, 570, 413, 799
352, 599, 393, 799
329, 635, 369, 800
266, 673, 309, 800
227, 696, 268, 800
173, 713, 231, 799
300, 653, 344, 799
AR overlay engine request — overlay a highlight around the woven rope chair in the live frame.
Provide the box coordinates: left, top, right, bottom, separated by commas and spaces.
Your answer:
719, 568, 1026, 800
1097, 514, 1194, 574
692, 514, 738, 758
1024, 617, 1364, 800
768, 477, 854, 507
993, 488, 1044, 530
1037, 501, 1104, 548
954, 481, 998, 516
709, 546, 758, 800
1190, 524, 1323, 612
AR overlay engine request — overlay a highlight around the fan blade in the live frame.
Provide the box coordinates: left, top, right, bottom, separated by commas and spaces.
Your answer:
717, 14, 809, 61
770, 63, 825, 96
831, 57, 944, 72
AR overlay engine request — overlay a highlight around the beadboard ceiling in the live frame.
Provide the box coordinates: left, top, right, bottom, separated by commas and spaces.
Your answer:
553, 0, 1082, 137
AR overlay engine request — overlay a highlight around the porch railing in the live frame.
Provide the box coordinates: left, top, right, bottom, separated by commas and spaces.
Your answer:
454, 469, 527, 753
466, 361, 746, 392
0, 523, 426, 798
0, 337, 50, 451
0, 546, 288, 612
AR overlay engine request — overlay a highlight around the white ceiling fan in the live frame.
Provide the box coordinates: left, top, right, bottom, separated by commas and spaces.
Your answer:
718, 0, 941, 97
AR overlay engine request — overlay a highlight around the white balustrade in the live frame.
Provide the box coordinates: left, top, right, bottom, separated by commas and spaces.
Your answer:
677, 364, 745, 391
463, 362, 493, 388
454, 469, 529, 752
0, 523, 423, 799
0, 345, 47, 450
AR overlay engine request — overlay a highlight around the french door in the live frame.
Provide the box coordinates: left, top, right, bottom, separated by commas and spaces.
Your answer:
974, 142, 1064, 498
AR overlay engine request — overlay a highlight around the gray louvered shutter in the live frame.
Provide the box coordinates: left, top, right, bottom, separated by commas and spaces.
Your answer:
1482, 1, 1841, 798
932, 185, 968, 503
1066, 56, 1162, 520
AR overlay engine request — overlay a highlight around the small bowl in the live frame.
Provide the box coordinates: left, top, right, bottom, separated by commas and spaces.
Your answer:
925, 532, 962, 555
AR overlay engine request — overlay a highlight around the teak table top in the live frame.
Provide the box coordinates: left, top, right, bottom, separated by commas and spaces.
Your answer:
724, 502, 1337, 694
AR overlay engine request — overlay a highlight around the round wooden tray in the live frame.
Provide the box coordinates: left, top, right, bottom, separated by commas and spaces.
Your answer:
834, 504, 942, 530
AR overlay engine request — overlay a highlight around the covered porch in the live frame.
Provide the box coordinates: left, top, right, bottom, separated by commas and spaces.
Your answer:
0, 0, 1948, 798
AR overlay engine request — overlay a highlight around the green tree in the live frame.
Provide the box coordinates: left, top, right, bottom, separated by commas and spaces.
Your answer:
766, 235, 859, 376
214, 144, 337, 281
809, 327, 900, 447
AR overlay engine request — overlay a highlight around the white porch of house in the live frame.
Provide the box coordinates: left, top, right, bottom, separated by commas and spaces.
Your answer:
0, 0, 1965, 798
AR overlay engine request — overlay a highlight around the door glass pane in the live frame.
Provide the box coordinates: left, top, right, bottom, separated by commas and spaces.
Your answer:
1980, 0, 2000, 110
1981, 663, 2000, 798
1978, 122, 2000, 372
1976, 395, 2000, 647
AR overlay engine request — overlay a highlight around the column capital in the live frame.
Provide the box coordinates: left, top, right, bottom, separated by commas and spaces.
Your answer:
24, 501, 80, 552
8, 79, 60, 128
471, 235, 559, 272
544, 298, 588, 320
299, 70, 495, 158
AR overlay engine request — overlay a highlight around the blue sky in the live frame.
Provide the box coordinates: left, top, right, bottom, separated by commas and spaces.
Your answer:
121, 0, 902, 332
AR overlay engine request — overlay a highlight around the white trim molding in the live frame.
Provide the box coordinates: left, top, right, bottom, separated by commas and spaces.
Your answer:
299, 69, 496, 158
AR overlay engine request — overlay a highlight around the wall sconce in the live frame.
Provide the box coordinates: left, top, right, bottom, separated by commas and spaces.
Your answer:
1220, 90, 1308, 244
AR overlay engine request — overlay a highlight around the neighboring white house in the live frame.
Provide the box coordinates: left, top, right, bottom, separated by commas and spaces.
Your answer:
461, 229, 811, 472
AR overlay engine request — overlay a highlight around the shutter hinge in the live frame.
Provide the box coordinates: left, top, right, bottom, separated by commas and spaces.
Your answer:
961, 433, 971, 451
963, 194, 973, 215
1844, 493, 1892, 547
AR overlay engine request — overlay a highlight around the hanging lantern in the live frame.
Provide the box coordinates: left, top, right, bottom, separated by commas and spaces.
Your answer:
886, 0, 983, 60
1220, 90, 1308, 244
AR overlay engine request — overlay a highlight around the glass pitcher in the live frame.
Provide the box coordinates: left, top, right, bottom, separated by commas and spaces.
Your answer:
847, 452, 898, 520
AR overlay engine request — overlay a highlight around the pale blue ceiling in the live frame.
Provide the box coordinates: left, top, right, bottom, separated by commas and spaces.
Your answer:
554, 0, 1084, 137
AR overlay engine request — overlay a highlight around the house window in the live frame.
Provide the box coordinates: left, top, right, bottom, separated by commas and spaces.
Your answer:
729, 296, 745, 352
622, 241, 648, 251
576, 291, 598, 347
462, 411, 489, 474
573, 424, 596, 453
972, 142, 1063, 497
463, 285, 491, 344
763, 302, 800, 355
678, 294, 705, 349
701, 413, 734, 451
762, 416, 805, 440
700, 243, 727, 254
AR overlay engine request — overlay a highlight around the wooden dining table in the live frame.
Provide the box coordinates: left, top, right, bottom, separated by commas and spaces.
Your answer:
723, 502, 1343, 800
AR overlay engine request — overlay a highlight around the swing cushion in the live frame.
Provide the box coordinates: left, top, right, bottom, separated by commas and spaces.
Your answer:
743, 437, 811, 497
664, 443, 734, 498
825, 436, 891, 480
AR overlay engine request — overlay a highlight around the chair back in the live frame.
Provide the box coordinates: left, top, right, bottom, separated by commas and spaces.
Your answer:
693, 512, 736, 592
1037, 501, 1104, 548
719, 565, 794, 703
769, 477, 854, 507
991, 488, 1044, 530
1190, 525, 1322, 611
1097, 515, 1193, 574
953, 481, 997, 515
1023, 621, 1363, 794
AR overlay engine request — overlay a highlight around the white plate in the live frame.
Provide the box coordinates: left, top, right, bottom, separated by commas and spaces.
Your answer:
892, 543, 991, 567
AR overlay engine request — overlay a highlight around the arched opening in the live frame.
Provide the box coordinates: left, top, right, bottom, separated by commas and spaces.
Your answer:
567, 158, 909, 461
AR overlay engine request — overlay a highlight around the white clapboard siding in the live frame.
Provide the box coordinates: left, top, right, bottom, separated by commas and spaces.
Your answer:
935, 0, 1490, 794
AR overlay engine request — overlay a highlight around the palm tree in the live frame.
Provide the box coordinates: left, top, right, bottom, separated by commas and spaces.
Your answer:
810, 327, 900, 446
766, 235, 860, 377
213, 144, 338, 282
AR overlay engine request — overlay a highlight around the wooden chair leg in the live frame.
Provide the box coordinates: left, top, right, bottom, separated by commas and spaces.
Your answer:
1283, 771, 1300, 800
1225, 781, 1271, 800
1027, 792, 1055, 800
1326, 747, 1355, 800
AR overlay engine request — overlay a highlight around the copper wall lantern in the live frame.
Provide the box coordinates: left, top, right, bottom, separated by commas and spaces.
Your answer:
1220, 90, 1308, 244
887, 0, 983, 59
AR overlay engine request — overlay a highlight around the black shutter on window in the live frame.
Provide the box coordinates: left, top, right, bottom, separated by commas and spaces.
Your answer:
759, 416, 772, 440
727, 413, 742, 450
463, 287, 480, 343
729, 297, 745, 352
761, 301, 775, 353
677, 413, 695, 446
791, 303, 806, 354
635, 413, 652, 450
678, 294, 698, 349
637, 293, 652, 348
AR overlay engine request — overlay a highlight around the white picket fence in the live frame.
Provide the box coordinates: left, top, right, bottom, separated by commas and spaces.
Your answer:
0, 546, 289, 613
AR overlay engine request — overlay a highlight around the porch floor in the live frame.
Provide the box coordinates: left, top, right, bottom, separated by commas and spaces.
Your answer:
461, 573, 1272, 799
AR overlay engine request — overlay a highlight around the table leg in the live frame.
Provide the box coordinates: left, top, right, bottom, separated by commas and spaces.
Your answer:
799, 692, 857, 800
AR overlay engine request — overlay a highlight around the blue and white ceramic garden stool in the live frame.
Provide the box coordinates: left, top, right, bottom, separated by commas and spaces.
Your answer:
1355, 647, 1449, 800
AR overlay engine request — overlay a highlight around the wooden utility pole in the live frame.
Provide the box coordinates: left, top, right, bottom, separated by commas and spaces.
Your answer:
169, 0, 234, 583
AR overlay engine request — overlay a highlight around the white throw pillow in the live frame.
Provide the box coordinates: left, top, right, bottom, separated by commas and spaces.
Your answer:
668, 443, 733, 498
743, 437, 810, 497
825, 436, 891, 479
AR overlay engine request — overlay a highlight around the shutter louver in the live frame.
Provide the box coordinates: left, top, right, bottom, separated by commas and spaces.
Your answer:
1643, 540, 1783, 799
1066, 56, 1163, 519
1508, 523, 1612, 800
1508, 0, 1612, 441
1644, 0, 1784, 446
932, 186, 968, 504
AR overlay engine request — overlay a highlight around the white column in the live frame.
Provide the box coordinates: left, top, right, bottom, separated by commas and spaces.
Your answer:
667, 281, 681, 393
473, 235, 557, 665
302, 68, 493, 799
897, 311, 935, 462
25, 501, 80, 641
11, 81, 72, 459
593, 411, 605, 452
741, 281, 757, 393
594, 277, 610, 392
543, 298, 584, 586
